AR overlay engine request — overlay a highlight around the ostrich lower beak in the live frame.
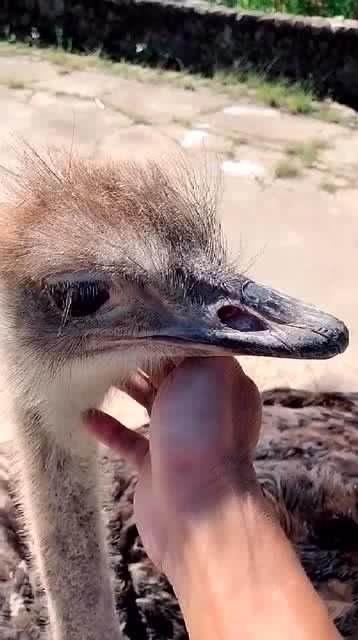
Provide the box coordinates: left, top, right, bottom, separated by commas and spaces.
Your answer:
153, 279, 349, 360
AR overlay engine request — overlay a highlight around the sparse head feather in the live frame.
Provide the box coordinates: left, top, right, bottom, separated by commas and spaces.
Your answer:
0, 145, 236, 391
0, 145, 227, 285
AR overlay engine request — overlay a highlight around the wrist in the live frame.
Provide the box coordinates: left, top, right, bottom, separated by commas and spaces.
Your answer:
162, 483, 268, 589
163, 490, 271, 640
164, 491, 340, 640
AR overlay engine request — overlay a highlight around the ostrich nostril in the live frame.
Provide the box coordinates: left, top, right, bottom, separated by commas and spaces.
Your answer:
218, 305, 268, 332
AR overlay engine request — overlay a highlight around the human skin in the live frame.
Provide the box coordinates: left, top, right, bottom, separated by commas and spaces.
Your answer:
86, 357, 341, 640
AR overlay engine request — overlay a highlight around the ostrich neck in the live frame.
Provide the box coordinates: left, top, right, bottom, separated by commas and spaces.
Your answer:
11, 349, 135, 453
12, 407, 123, 640
0, 330, 127, 639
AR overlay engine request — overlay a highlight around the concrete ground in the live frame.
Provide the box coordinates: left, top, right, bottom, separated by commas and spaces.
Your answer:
0, 47, 357, 440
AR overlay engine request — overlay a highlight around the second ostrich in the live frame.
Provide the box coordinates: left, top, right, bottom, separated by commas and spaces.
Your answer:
0, 147, 349, 640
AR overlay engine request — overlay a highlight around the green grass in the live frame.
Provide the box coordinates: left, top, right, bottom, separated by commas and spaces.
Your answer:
275, 158, 302, 178
213, 72, 345, 122
249, 77, 315, 114
0, 77, 29, 90
210, 0, 355, 19
285, 139, 330, 167
8, 79, 27, 89
320, 178, 338, 193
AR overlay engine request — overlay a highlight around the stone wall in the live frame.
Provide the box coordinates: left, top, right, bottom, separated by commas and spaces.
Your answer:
1, 0, 358, 107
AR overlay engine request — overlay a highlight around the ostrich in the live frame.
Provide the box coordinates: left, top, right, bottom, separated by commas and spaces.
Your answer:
0, 146, 349, 640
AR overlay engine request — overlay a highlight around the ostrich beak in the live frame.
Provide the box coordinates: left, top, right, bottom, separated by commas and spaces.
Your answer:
150, 279, 349, 360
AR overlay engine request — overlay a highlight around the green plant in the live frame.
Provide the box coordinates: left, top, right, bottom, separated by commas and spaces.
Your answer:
211, 0, 354, 18
286, 139, 329, 167
275, 158, 302, 178
320, 179, 337, 193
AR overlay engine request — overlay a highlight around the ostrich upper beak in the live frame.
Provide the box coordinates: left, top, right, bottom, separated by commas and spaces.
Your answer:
150, 279, 349, 360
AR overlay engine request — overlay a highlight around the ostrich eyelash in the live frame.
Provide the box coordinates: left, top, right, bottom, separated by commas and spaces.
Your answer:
44, 279, 111, 326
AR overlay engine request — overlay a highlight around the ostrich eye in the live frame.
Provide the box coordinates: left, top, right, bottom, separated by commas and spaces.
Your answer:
47, 280, 110, 318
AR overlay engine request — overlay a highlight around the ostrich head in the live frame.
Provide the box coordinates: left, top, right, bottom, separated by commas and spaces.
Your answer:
0, 147, 349, 436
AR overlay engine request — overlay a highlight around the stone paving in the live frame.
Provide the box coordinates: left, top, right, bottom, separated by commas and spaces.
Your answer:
0, 49, 357, 438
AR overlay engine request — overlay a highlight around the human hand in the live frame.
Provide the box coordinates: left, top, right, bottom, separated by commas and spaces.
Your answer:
85, 357, 263, 577
86, 358, 341, 640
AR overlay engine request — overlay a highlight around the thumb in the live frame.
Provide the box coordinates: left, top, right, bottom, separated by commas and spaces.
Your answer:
84, 409, 149, 470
